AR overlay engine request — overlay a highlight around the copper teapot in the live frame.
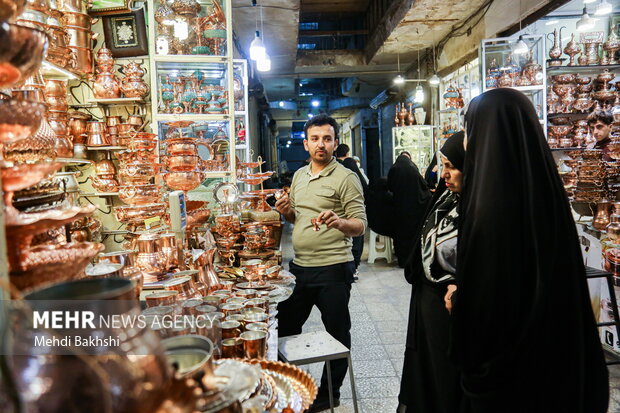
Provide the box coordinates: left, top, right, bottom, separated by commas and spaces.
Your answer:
93, 70, 121, 99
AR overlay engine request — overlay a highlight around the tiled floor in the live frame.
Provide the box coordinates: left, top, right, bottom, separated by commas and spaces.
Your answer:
279, 225, 620, 412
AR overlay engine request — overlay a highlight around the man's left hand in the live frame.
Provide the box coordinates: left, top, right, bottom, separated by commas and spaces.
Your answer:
317, 210, 342, 231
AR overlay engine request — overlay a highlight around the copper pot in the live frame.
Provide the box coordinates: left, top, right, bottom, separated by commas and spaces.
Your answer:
127, 114, 144, 127
61, 0, 88, 12
45, 95, 68, 111
94, 159, 116, 175
44, 79, 67, 97
118, 163, 160, 183
86, 120, 106, 134
61, 11, 97, 28
165, 138, 208, 156
105, 115, 122, 128
68, 45, 93, 75
68, 113, 90, 143
96, 250, 137, 267
114, 203, 167, 224
118, 184, 161, 205
163, 154, 203, 171
66, 26, 97, 48
163, 171, 205, 191
118, 123, 137, 136
159, 233, 179, 271
594, 199, 611, 230
91, 175, 119, 192
121, 76, 149, 99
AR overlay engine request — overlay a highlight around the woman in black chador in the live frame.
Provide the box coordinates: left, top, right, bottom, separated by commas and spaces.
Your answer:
398, 131, 465, 413
387, 152, 431, 267
452, 88, 609, 413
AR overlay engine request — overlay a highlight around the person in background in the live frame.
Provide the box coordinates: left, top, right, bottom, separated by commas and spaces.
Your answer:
335, 144, 368, 279
453, 88, 609, 413
424, 153, 439, 191
387, 151, 431, 267
352, 155, 369, 185
275, 114, 366, 412
398, 131, 465, 413
587, 110, 614, 161
365, 177, 396, 238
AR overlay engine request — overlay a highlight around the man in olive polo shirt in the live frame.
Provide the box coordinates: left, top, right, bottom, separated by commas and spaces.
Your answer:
275, 114, 366, 412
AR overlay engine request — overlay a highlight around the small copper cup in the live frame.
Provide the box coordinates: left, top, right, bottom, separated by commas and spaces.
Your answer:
225, 313, 246, 327
235, 289, 257, 300
195, 304, 217, 315
219, 281, 234, 291
221, 320, 242, 340
245, 298, 269, 312
243, 312, 269, 325
242, 307, 267, 319
203, 296, 222, 308
181, 298, 204, 315
226, 297, 246, 306
240, 330, 267, 359
145, 290, 179, 307
245, 322, 269, 333
221, 303, 244, 316
221, 338, 243, 358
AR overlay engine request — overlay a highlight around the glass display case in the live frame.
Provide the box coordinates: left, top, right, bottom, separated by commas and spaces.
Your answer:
480, 34, 547, 128
392, 125, 435, 172
152, 0, 228, 56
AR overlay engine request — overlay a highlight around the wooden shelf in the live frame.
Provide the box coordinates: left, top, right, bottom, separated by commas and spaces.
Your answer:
57, 157, 92, 165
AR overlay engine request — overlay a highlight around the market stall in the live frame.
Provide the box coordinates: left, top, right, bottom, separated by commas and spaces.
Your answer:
0, 0, 317, 411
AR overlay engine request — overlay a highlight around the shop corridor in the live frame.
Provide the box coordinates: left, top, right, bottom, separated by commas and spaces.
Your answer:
280, 225, 620, 413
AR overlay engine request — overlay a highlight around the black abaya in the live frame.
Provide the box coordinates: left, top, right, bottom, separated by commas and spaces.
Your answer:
387, 155, 431, 267
452, 88, 608, 412
399, 132, 466, 413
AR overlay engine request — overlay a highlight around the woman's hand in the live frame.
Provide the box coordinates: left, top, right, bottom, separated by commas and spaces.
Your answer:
445, 284, 457, 314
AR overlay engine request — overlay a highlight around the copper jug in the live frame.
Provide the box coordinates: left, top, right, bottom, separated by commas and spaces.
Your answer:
93, 70, 121, 99
547, 28, 563, 60
196, 248, 222, 294
593, 199, 611, 230
607, 203, 620, 243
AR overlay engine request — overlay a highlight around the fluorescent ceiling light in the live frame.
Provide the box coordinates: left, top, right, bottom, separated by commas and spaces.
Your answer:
393, 75, 405, 85
414, 85, 424, 103
256, 53, 271, 72
428, 73, 440, 86
576, 7, 595, 31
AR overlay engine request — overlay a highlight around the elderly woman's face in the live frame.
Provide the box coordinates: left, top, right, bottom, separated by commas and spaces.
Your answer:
441, 155, 463, 193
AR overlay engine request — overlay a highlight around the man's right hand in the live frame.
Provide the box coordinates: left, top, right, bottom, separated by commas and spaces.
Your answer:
275, 193, 295, 222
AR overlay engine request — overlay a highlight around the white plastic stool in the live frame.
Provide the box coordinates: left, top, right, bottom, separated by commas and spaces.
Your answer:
367, 230, 394, 264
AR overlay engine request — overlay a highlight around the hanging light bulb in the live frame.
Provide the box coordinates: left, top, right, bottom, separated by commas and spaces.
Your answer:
257, 52, 271, 72
250, 31, 266, 61
428, 73, 440, 86
414, 84, 424, 103
595, 0, 612, 15
576, 7, 595, 31
513, 35, 529, 54
393, 74, 405, 85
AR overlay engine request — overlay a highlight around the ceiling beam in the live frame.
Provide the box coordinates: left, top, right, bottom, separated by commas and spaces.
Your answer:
299, 29, 368, 37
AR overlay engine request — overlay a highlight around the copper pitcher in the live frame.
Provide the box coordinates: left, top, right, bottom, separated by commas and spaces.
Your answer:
195, 247, 222, 294
593, 199, 611, 230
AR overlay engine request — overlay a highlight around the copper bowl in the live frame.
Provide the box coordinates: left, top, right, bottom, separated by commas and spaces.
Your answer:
549, 116, 571, 125
163, 171, 206, 191
592, 90, 616, 102
575, 75, 592, 85
91, 176, 119, 192
0, 0, 27, 21
105, 115, 122, 127
118, 163, 160, 183
163, 155, 203, 172
116, 149, 157, 164
581, 149, 604, 160
552, 74, 576, 84
0, 23, 48, 86
118, 184, 162, 205
0, 99, 46, 143
187, 208, 210, 229
10, 242, 104, 291
61, 11, 96, 28
114, 203, 167, 224
577, 84, 593, 94
94, 159, 116, 176
67, 45, 92, 75
128, 137, 157, 151
95, 250, 137, 267
1, 161, 62, 192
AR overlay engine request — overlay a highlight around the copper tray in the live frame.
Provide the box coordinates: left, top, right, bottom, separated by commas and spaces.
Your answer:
247, 359, 317, 411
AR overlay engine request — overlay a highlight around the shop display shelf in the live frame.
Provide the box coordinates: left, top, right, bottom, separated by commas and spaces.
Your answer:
153, 113, 231, 122
68, 102, 98, 109
88, 97, 147, 106
547, 64, 620, 74
550, 147, 586, 152
548, 112, 588, 119
100, 229, 130, 235
152, 55, 228, 64
86, 146, 127, 151
57, 158, 93, 166
79, 192, 119, 197
41, 60, 79, 80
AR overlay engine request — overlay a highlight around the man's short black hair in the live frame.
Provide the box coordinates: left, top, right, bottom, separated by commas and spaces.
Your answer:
587, 110, 613, 126
335, 143, 350, 158
303, 114, 339, 140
